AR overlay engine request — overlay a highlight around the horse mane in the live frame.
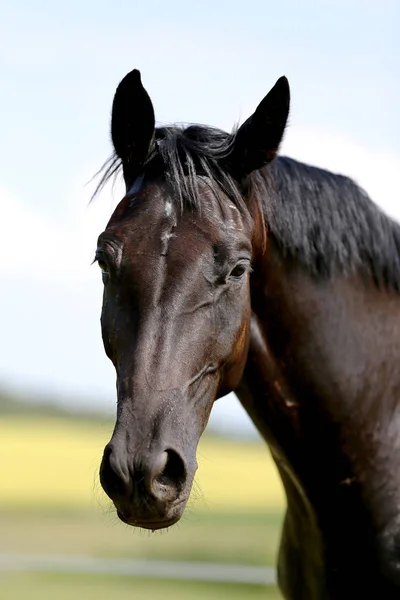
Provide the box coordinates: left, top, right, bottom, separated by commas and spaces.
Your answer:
94, 124, 400, 292
93, 125, 247, 211
267, 157, 400, 291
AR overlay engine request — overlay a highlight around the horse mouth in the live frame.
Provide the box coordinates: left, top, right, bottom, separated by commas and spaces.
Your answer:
116, 510, 181, 530
115, 495, 189, 530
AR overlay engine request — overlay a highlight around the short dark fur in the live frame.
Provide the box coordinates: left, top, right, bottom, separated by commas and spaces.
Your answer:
95, 124, 400, 292
98, 71, 400, 600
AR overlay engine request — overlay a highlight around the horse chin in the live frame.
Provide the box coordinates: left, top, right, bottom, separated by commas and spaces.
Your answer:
115, 497, 188, 531
117, 511, 181, 531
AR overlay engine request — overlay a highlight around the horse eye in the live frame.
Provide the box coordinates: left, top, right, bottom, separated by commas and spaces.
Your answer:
98, 260, 108, 273
97, 260, 110, 284
229, 263, 248, 279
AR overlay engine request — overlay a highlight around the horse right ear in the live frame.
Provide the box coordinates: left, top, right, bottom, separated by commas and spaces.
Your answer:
226, 76, 290, 179
111, 69, 155, 176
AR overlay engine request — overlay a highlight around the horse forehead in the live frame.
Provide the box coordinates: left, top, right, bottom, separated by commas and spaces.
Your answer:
107, 178, 247, 250
141, 183, 244, 239
220, 201, 245, 232
195, 181, 244, 224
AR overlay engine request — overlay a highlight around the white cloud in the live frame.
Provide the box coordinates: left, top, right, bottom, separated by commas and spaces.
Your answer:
0, 172, 123, 283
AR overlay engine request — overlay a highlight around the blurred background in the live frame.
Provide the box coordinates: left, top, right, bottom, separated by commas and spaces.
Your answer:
0, 1, 398, 598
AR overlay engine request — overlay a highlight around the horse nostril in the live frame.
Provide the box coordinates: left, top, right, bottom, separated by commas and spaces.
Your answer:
156, 449, 187, 491
100, 442, 188, 509
100, 444, 131, 500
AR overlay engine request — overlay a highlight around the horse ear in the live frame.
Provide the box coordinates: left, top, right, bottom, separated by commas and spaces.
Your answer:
111, 69, 155, 172
227, 76, 290, 178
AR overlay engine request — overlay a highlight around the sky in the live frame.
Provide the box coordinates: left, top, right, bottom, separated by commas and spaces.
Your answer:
0, 0, 399, 437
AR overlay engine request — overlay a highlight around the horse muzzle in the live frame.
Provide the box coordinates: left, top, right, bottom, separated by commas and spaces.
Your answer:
99, 440, 193, 529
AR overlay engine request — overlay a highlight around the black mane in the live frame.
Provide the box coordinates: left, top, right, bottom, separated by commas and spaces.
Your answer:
268, 157, 400, 290
95, 124, 400, 291
155, 126, 243, 209
94, 125, 245, 212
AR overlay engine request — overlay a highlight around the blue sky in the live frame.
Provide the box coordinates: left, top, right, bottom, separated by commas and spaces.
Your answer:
0, 0, 399, 435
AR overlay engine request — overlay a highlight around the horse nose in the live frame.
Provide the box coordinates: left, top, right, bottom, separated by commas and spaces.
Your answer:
100, 443, 187, 505
100, 443, 132, 499
146, 449, 187, 501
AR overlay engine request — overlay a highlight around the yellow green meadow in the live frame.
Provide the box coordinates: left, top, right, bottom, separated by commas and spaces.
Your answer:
0, 414, 285, 599
0, 415, 285, 512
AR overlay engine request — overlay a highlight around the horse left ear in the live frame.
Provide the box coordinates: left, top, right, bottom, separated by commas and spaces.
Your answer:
111, 69, 155, 176
227, 76, 290, 179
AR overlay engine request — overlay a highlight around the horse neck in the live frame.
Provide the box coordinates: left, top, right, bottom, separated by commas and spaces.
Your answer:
237, 244, 400, 596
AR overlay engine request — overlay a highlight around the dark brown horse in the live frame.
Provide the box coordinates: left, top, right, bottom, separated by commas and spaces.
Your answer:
96, 69, 400, 599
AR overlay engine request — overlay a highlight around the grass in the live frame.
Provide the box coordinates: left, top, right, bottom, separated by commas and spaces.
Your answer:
0, 414, 285, 598
0, 415, 285, 512
0, 508, 283, 566
0, 573, 283, 600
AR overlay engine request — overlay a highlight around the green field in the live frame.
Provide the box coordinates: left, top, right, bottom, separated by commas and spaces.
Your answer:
0, 414, 285, 598
0, 573, 283, 600
0, 415, 285, 511
0, 508, 283, 567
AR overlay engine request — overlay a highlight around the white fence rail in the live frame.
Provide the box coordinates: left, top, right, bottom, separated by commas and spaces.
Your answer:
0, 553, 277, 586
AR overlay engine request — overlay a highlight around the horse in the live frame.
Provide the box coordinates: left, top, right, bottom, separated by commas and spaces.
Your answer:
96, 69, 400, 599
